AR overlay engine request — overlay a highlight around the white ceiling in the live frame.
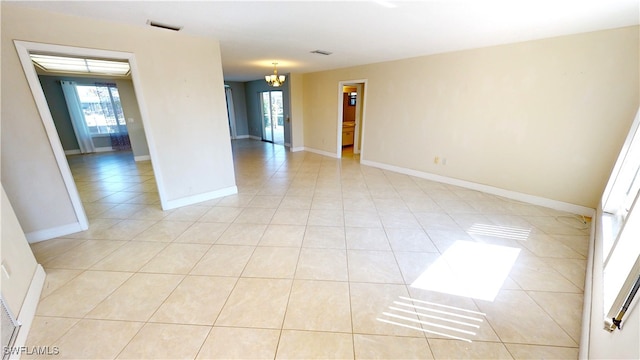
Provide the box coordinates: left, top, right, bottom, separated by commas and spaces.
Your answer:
10, 1, 640, 81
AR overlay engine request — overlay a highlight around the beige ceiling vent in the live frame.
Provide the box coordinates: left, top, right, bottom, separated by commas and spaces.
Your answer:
147, 20, 183, 32
310, 50, 332, 56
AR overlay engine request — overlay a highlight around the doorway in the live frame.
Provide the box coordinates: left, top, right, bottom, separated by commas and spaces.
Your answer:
259, 90, 284, 144
14, 40, 160, 233
337, 80, 367, 159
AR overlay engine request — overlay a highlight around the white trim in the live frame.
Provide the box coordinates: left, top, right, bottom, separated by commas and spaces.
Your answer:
290, 146, 305, 152
352, 83, 364, 155
64, 149, 81, 155
579, 217, 597, 359
602, 108, 640, 208
361, 159, 596, 217
360, 85, 368, 160
249, 135, 261, 140
234, 135, 250, 139
14, 41, 90, 231
302, 147, 341, 159
336, 85, 344, 157
284, 142, 291, 148
25, 222, 85, 243
10, 265, 46, 360
134, 155, 151, 162
163, 186, 238, 210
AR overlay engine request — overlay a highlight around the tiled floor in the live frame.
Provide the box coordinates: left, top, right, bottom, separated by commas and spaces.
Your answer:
26, 139, 589, 359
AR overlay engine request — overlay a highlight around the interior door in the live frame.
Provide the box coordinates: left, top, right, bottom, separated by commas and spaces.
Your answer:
259, 91, 284, 144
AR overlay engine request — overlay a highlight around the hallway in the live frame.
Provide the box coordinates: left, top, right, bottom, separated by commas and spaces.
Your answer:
27, 139, 589, 359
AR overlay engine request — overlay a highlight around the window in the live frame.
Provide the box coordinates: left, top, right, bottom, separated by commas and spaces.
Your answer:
601, 108, 640, 330
75, 84, 127, 135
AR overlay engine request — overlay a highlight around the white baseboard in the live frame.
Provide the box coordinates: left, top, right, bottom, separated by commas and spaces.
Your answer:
234, 135, 270, 142
302, 147, 340, 159
162, 186, 238, 210
95, 146, 114, 153
65, 147, 116, 155
579, 217, 597, 359
284, 143, 291, 148
360, 159, 596, 217
290, 146, 305, 152
134, 155, 151, 162
25, 222, 86, 243
10, 264, 46, 360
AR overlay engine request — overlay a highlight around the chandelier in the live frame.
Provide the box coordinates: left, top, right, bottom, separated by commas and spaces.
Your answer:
265, 62, 286, 87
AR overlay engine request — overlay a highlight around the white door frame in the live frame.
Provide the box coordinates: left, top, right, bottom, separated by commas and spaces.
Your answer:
352, 83, 364, 155
336, 79, 368, 158
13, 40, 164, 232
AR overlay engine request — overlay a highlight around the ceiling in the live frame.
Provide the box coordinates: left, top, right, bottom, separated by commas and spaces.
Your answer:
10, 1, 640, 82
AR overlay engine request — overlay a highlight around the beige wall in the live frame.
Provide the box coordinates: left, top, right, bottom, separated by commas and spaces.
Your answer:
114, 79, 150, 159
1, 4, 236, 234
302, 26, 639, 208
289, 73, 305, 150
1, 186, 38, 316
1, 7, 78, 232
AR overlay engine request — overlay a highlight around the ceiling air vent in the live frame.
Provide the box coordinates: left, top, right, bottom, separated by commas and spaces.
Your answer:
147, 20, 183, 32
310, 50, 333, 56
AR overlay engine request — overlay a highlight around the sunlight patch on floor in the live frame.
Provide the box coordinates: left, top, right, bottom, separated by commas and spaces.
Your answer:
410, 241, 521, 301
467, 223, 532, 241
377, 296, 486, 343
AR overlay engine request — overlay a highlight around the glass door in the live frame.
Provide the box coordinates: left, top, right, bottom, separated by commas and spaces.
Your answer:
259, 91, 284, 144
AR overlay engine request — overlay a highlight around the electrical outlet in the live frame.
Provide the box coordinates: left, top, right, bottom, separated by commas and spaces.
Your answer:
442, 158, 447, 165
